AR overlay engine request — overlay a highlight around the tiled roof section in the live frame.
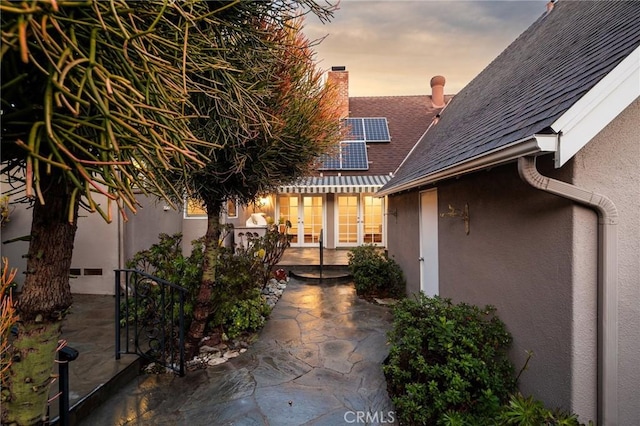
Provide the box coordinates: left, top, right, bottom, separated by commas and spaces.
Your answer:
315, 95, 449, 177
383, 1, 640, 193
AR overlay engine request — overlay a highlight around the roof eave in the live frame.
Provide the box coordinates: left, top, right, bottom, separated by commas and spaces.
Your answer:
377, 134, 558, 197
553, 44, 640, 167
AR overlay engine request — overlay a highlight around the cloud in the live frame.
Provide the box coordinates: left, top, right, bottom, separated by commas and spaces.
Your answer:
304, 0, 545, 95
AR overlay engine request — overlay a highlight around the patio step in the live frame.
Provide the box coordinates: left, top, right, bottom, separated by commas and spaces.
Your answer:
287, 265, 352, 283
49, 353, 143, 426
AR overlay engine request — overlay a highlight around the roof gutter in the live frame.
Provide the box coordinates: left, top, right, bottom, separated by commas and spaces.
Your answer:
377, 134, 557, 197
518, 156, 618, 426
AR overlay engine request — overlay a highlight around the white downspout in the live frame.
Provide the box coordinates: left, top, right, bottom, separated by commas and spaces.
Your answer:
517, 156, 618, 425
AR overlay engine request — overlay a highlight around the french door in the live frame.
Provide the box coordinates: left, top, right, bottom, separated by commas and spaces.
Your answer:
336, 194, 384, 247
277, 195, 324, 246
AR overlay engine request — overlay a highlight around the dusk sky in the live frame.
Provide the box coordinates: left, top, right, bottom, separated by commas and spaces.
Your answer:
303, 1, 548, 96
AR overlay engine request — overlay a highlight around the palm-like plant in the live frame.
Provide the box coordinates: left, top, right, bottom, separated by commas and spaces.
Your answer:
1, 1, 336, 423
176, 15, 344, 354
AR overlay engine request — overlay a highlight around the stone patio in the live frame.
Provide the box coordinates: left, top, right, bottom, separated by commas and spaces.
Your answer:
78, 278, 397, 425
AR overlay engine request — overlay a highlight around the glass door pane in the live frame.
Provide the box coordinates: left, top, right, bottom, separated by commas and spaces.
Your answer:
302, 196, 323, 245
337, 195, 359, 245
362, 195, 383, 244
278, 195, 299, 244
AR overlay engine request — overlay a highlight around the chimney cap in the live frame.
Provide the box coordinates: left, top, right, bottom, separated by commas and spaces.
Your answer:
331, 66, 347, 72
546, 0, 555, 12
430, 75, 446, 87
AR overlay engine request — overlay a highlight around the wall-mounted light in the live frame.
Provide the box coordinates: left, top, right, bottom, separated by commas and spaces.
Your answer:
384, 208, 398, 223
440, 203, 470, 235
384, 208, 397, 217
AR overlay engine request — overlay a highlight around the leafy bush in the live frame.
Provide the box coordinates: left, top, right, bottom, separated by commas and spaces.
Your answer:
347, 244, 405, 298
123, 233, 203, 327
207, 244, 268, 333
126, 233, 204, 290
497, 392, 592, 426
384, 294, 516, 425
126, 231, 277, 341
235, 225, 291, 287
223, 289, 271, 339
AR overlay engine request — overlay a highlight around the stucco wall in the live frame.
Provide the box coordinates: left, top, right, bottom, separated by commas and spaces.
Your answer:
123, 195, 182, 262
0, 192, 122, 295
70, 201, 120, 294
386, 191, 421, 294
435, 158, 594, 416
571, 98, 640, 425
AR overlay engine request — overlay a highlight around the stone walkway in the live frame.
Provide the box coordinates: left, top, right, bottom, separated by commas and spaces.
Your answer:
80, 279, 397, 425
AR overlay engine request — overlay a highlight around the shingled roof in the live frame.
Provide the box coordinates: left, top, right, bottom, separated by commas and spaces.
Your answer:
379, 1, 640, 196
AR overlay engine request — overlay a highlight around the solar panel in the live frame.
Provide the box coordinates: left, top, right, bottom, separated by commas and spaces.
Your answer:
363, 118, 390, 142
318, 141, 369, 170
342, 118, 390, 142
318, 151, 340, 169
341, 141, 368, 169
318, 117, 389, 170
343, 118, 364, 141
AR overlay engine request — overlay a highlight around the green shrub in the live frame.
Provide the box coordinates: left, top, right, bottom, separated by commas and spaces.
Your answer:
207, 245, 266, 332
123, 233, 203, 327
498, 392, 591, 426
126, 231, 275, 340
347, 244, 405, 298
235, 226, 292, 287
384, 294, 515, 425
223, 288, 271, 339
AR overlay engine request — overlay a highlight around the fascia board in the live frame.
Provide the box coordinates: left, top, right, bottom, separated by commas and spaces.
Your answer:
377, 134, 557, 197
553, 45, 640, 167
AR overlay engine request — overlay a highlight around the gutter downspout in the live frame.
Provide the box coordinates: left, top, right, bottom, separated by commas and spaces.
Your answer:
517, 156, 618, 425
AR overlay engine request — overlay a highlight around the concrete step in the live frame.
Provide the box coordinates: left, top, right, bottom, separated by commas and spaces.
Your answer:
50, 354, 143, 426
287, 265, 352, 283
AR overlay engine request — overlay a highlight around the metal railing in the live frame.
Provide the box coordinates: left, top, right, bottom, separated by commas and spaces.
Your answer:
55, 346, 78, 426
319, 228, 324, 282
115, 269, 187, 376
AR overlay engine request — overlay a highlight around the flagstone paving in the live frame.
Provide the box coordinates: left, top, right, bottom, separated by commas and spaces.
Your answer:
80, 279, 397, 425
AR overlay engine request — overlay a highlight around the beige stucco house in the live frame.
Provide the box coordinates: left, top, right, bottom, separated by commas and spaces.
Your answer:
378, 2, 640, 425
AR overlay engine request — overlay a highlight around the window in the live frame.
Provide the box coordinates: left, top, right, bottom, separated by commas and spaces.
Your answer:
185, 198, 207, 218
184, 197, 238, 219
226, 199, 237, 218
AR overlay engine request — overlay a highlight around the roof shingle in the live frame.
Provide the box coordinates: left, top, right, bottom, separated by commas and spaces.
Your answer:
381, 1, 640, 194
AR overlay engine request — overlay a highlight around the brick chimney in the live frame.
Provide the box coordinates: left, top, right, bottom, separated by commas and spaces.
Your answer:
430, 75, 446, 108
327, 66, 349, 119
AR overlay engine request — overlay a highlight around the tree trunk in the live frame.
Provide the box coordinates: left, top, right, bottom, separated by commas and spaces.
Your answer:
3, 170, 78, 426
185, 200, 222, 358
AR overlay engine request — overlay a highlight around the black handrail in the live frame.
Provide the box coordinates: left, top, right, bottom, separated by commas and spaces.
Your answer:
319, 228, 324, 282
115, 269, 187, 376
